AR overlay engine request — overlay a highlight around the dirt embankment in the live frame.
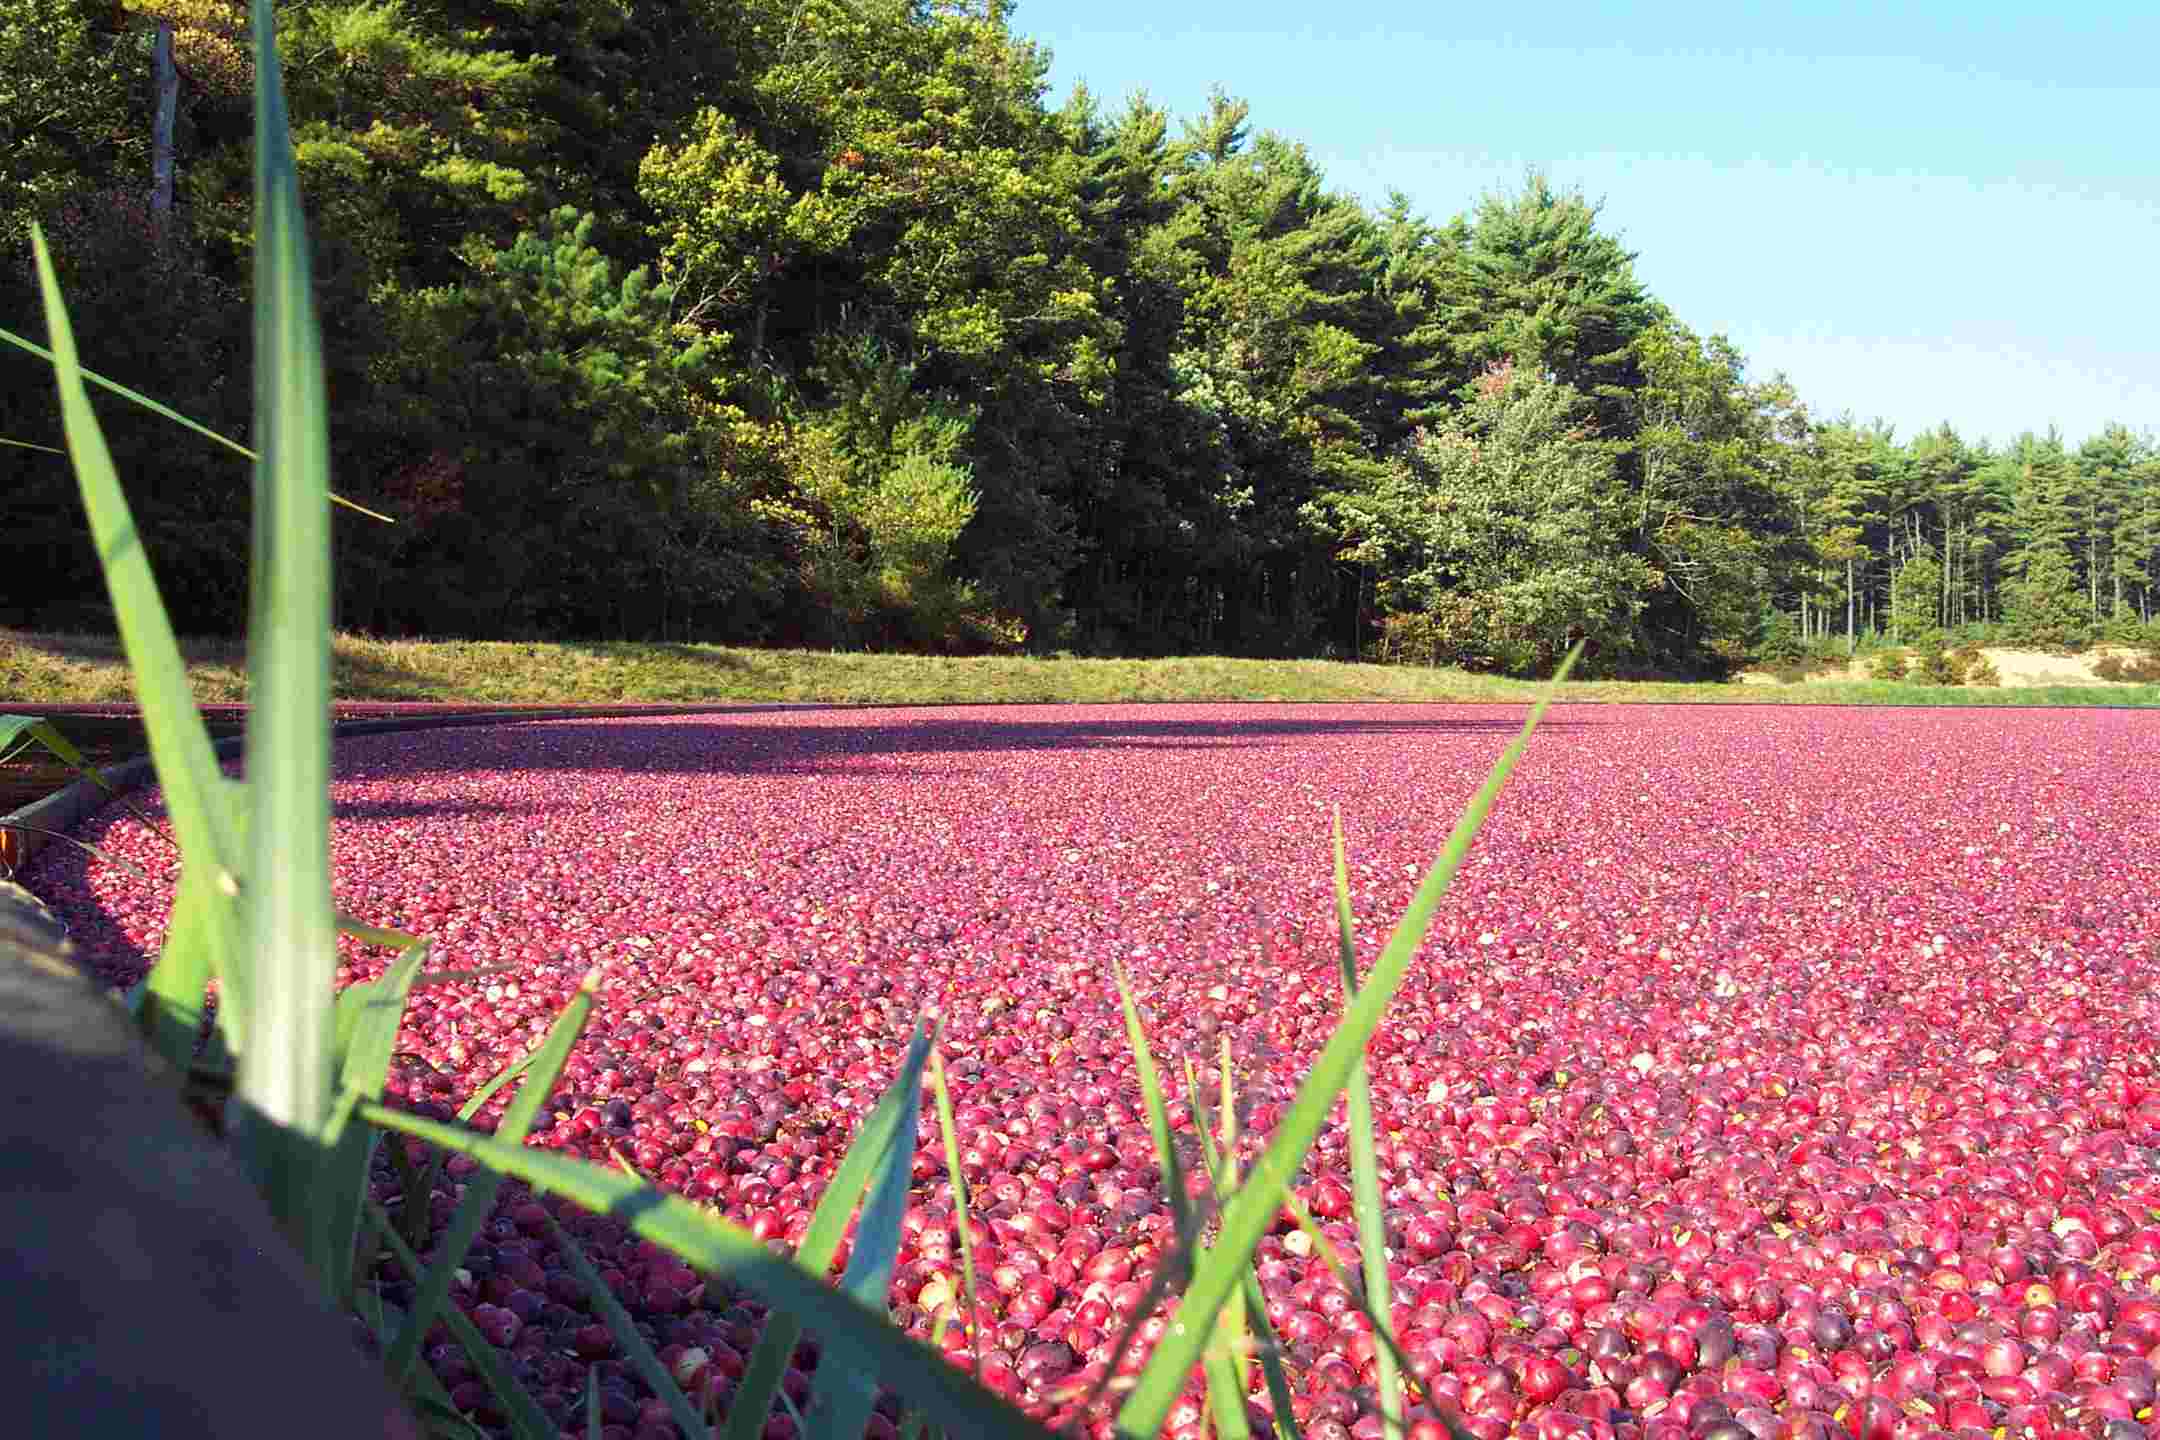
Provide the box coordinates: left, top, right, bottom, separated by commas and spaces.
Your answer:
1740, 645, 2154, 687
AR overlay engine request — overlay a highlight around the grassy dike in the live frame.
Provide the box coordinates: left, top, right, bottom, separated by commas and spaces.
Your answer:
5, 626, 2156, 709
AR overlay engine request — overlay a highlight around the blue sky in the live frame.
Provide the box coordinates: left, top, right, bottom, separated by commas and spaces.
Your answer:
1020, 1, 2160, 450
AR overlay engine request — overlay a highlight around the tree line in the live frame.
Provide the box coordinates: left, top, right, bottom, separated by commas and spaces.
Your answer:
5, 0, 2156, 674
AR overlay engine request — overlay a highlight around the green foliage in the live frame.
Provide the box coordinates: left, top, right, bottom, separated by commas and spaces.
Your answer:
1869, 648, 1910, 682
5, 0, 2158, 667
365, 206, 777, 638
2005, 540, 2093, 650
0, 0, 138, 254
1908, 629, 1959, 686
1754, 608, 1804, 666
1339, 364, 1651, 674
1890, 545, 1943, 641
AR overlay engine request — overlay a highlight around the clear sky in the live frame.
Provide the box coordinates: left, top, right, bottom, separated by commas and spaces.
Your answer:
1019, 1, 2160, 451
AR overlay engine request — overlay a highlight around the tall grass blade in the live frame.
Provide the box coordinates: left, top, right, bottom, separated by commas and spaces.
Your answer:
0, 324, 394, 521
359, 1104, 1060, 1440
1333, 809, 1404, 1440
1278, 1196, 1427, 1411
223, 0, 339, 1251
0, 715, 113, 787
544, 1213, 708, 1440
722, 1025, 930, 1440
312, 939, 434, 1301
930, 1049, 983, 1382
1115, 647, 1579, 1438
0, 435, 66, 454
811, 1030, 933, 1440
28, 226, 247, 1040
385, 965, 603, 1386
366, 1203, 559, 1440
1111, 963, 1192, 1239
1186, 1059, 1302, 1440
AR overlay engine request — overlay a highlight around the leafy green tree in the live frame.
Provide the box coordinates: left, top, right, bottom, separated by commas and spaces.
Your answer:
0, 0, 139, 253
1889, 542, 1943, 641
1334, 363, 1653, 674
1625, 321, 1799, 670
2006, 540, 2091, 649
364, 207, 775, 637
1435, 173, 1665, 436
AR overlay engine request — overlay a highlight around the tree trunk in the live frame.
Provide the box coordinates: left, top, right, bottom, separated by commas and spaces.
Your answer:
151, 20, 178, 247
1846, 554, 1855, 655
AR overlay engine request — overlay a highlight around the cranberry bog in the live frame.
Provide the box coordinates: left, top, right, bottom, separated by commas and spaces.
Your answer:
23, 701, 2160, 1440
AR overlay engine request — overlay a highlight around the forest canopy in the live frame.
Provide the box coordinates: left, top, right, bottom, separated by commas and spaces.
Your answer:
5, 0, 2156, 675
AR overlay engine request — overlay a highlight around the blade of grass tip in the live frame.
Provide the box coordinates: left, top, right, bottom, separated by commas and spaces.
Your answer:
28, 227, 247, 1040
1116, 645, 1581, 1439
586, 1370, 602, 1440
385, 964, 604, 1386
722, 1024, 931, 1440
1219, 1034, 1239, 1187
337, 913, 425, 950
1112, 962, 1193, 1240
931, 1048, 983, 1385
0, 822, 152, 881
0, 326, 395, 522
810, 1028, 934, 1440
1333, 811, 1405, 1440
357, 1105, 1063, 1440
366, 1202, 559, 1440
224, 0, 339, 1265
544, 1213, 708, 1440
0, 716, 118, 793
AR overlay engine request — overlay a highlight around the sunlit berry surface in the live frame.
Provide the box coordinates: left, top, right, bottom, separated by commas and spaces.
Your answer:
29, 704, 2160, 1440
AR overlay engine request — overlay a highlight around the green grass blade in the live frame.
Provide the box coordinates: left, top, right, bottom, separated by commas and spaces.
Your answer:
1333, 810, 1404, 1440
360, 1287, 486, 1439
28, 225, 247, 1041
385, 965, 603, 1386
0, 325, 395, 522
586, 1370, 602, 1440
392, 1044, 543, 1250
811, 1029, 933, 1440
930, 1048, 982, 1381
722, 1025, 931, 1440
1201, 1328, 1252, 1440
725, 1019, 928, 1440
224, 0, 339, 1259
338, 913, 424, 950
0, 821, 151, 880
0, 715, 115, 790
544, 1212, 708, 1440
0, 434, 66, 454
358, 1105, 1061, 1440
366, 1202, 558, 1440
1115, 647, 1579, 1438
1279, 1196, 1426, 1411
1111, 962, 1192, 1240
311, 940, 434, 1301
1184, 1063, 1301, 1440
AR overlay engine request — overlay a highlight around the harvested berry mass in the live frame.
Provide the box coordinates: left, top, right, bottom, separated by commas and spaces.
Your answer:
27, 703, 2160, 1440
